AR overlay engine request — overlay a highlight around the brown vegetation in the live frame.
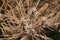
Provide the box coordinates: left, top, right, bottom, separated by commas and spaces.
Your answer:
0, 0, 60, 40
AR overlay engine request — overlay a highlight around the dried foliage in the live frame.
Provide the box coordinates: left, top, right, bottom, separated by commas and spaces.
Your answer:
0, 0, 60, 40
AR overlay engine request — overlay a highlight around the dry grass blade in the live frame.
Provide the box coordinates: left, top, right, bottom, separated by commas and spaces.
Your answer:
35, 3, 48, 18
35, 0, 40, 8
16, 0, 26, 17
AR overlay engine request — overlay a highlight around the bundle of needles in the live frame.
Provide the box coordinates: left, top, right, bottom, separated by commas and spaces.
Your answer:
0, 0, 60, 40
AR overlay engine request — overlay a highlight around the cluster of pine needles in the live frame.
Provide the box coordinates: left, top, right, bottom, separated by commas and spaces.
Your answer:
0, 0, 60, 40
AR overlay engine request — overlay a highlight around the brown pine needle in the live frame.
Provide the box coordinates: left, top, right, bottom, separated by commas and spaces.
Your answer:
35, 3, 48, 18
